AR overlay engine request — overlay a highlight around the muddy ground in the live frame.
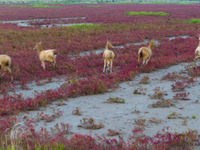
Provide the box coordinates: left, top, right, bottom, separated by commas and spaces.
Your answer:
15, 62, 200, 142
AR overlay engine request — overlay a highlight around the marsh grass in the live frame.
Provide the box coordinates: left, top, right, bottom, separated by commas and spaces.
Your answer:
1, 4, 28, 7
125, 11, 169, 16
68, 24, 99, 28
87, 5, 101, 7
28, 4, 60, 8
186, 19, 200, 24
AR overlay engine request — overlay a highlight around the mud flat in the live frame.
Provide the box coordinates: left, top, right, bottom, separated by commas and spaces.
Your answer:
16, 62, 200, 141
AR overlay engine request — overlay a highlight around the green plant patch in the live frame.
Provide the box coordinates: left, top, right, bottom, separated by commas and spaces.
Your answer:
28, 4, 60, 8
125, 11, 169, 16
67, 24, 99, 28
87, 5, 101, 7
0, 4, 29, 7
186, 19, 200, 24
176, 2, 196, 5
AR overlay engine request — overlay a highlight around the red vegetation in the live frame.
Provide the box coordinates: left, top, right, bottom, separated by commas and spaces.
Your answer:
0, 3, 200, 149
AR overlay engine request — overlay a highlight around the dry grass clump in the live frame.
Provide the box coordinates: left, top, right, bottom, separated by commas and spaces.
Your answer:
78, 117, 104, 130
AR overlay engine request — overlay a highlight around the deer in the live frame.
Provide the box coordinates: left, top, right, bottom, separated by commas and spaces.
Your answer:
103, 41, 115, 73
193, 34, 200, 68
0, 54, 13, 82
33, 42, 57, 70
138, 40, 157, 67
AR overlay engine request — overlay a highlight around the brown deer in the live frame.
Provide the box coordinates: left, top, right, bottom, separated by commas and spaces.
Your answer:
103, 41, 115, 73
138, 40, 157, 67
193, 34, 200, 68
0, 54, 13, 82
33, 42, 57, 70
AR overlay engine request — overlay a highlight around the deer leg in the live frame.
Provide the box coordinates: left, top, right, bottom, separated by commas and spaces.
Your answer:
41, 61, 46, 70
145, 57, 151, 65
107, 61, 110, 74
140, 59, 145, 68
138, 55, 141, 66
51, 61, 56, 69
0, 72, 6, 82
7, 67, 13, 83
110, 60, 113, 73
103, 59, 107, 73
53, 62, 56, 69
53, 56, 56, 69
0, 68, 12, 83
193, 56, 200, 68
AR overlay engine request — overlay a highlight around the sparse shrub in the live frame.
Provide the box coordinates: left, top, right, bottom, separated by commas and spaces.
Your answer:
78, 118, 104, 129
149, 99, 175, 108
107, 129, 122, 136
56, 101, 67, 106
134, 118, 147, 126
139, 76, 150, 84
51, 122, 72, 135
132, 106, 140, 114
171, 81, 186, 92
72, 107, 82, 116
173, 92, 190, 100
148, 117, 163, 124
161, 71, 184, 81
167, 112, 180, 119
36, 109, 63, 122
149, 87, 167, 99
182, 119, 187, 125
192, 115, 196, 119
105, 97, 125, 103
133, 88, 147, 95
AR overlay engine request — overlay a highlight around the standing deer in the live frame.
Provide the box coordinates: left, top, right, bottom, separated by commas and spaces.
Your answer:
0, 54, 13, 82
33, 42, 57, 70
193, 34, 200, 68
103, 41, 115, 73
138, 40, 157, 67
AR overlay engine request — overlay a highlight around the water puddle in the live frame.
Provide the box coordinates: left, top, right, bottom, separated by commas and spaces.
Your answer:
41, 23, 93, 28
1, 17, 87, 28
168, 35, 190, 40
75, 35, 190, 58
8, 77, 67, 99
73, 39, 159, 59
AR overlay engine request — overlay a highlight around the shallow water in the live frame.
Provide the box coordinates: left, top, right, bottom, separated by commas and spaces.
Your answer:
168, 35, 190, 40
1, 17, 87, 28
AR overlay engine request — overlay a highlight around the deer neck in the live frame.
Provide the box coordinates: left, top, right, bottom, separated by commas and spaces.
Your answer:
106, 43, 109, 50
36, 46, 43, 55
148, 42, 153, 50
